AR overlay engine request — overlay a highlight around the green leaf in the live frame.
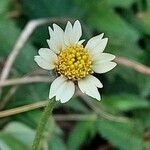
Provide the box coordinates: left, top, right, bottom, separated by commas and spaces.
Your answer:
21, 0, 83, 19
3, 122, 34, 146
97, 119, 144, 150
134, 109, 150, 128
136, 11, 150, 34
0, 18, 36, 74
146, 0, 150, 11
12, 109, 44, 129
0, 140, 11, 150
0, 134, 29, 150
107, 65, 150, 98
108, 0, 136, 7
107, 40, 143, 61
0, 0, 10, 15
48, 134, 66, 150
5, 83, 50, 110
65, 97, 90, 113
87, 1, 140, 42
85, 0, 143, 62
0, 122, 34, 150
68, 121, 96, 150
102, 94, 149, 113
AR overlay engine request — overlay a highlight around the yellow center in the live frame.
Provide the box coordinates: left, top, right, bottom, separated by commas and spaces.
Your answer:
55, 44, 93, 80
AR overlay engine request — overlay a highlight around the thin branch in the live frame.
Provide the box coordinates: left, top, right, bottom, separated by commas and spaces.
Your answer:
0, 73, 146, 122
80, 94, 129, 122
0, 70, 50, 110
0, 100, 97, 121
0, 100, 48, 118
0, 19, 42, 82
0, 94, 130, 122
115, 56, 150, 75
0, 97, 127, 122
0, 76, 52, 87
54, 114, 97, 121
0, 75, 54, 110
0, 86, 18, 110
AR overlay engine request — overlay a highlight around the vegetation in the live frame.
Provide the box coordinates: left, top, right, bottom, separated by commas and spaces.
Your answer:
0, 0, 150, 149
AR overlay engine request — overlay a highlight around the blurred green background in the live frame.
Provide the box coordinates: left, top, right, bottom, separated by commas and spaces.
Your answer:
0, 0, 150, 150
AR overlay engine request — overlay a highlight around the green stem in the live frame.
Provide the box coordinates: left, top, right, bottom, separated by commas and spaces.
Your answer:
32, 99, 56, 150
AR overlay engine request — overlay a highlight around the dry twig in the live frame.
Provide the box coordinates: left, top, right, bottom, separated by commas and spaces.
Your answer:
0, 76, 52, 87
54, 114, 97, 121
115, 56, 150, 75
0, 99, 97, 121
0, 100, 48, 118
0, 100, 97, 121
80, 94, 129, 122
0, 86, 18, 110
0, 97, 128, 122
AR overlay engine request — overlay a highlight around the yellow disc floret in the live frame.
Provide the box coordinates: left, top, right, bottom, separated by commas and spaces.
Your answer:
55, 44, 93, 80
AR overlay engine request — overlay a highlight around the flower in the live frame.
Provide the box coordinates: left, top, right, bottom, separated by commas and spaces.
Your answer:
34, 20, 117, 103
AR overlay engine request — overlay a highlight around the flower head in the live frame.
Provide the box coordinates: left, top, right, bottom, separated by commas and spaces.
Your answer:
34, 20, 117, 103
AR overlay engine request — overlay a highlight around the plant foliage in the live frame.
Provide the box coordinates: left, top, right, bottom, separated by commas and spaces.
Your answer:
0, 0, 150, 149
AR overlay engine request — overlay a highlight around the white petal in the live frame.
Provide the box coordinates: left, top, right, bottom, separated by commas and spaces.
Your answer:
53, 24, 63, 33
38, 48, 57, 63
86, 34, 108, 54
49, 76, 67, 99
72, 20, 82, 43
34, 56, 55, 70
93, 53, 115, 64
97, 38, 108, 52
93, 62, 117, 74
47, 38, 61, 54
53, 24, 64, 43
34, 48, 57, 70
48, 26, 54, 38
64, 21, 73, 45
78, 39, 85, 45
47, 39, 58, 54
47, 24, 64, 54
86, 75, 103, 88
78, 77, 101, 100
92, 38, 108, 53
56, 81, 75, 103
64, 20, 82, 45
85, 33, 104, 49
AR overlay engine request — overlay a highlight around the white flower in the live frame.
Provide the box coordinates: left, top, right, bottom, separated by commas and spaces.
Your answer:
34, 20, 117, 103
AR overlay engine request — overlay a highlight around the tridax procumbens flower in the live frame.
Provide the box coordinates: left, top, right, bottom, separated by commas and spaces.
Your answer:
34, 20, 116, 103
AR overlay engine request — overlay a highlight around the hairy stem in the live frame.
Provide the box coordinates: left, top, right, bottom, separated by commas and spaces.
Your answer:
32, 99, 56, 150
